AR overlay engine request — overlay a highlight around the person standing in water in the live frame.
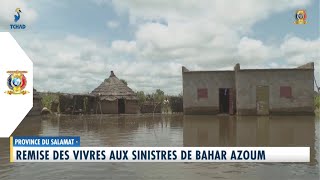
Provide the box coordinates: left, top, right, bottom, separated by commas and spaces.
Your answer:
163, 97, 170, 114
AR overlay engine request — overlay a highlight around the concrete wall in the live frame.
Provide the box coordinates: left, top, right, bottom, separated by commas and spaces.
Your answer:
183, 71, 235, 114
236, 69, 314, 115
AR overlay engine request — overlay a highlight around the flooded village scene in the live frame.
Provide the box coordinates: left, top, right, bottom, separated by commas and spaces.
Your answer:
1, 1, 320, 180
0, 63, 319, 179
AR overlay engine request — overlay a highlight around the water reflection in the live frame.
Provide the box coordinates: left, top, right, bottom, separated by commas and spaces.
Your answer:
0, 115, 318, 180
0, 116, 42, 179
37, 114, 183, 147
183, 116, 317, 164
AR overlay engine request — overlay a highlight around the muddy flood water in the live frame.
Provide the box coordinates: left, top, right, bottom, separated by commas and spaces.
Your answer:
0, 114, 319, 180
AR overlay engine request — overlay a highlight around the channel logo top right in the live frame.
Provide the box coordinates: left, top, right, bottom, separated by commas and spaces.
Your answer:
294, 10, 307, 24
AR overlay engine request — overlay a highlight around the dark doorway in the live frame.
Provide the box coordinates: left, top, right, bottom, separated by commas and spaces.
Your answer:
118, 99, 125, 114
219, 88, 229, 113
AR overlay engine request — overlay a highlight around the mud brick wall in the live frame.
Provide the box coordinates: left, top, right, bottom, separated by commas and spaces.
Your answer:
125, 100, 140, 114
99, 100, 118, 114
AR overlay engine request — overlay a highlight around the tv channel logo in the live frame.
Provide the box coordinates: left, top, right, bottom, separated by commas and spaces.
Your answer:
294, 10, 307, 24
10, 8, 26, 30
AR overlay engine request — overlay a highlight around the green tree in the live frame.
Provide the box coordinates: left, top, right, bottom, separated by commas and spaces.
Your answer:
136, 91, 146, 107
154, 89, 165, 103
151, 89, 165, 114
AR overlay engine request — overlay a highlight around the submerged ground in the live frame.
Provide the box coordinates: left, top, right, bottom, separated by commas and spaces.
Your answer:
0, 114, 319, 180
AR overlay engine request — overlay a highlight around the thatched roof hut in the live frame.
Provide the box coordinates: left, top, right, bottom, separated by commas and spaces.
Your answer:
92, 71, 138, 100
91, 71, 139, 114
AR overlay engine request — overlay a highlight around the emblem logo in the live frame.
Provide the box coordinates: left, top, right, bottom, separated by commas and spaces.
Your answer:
5, 70, 29, 95
294, 10, 307, 24
14, 8, 22, 23
10, 8, 26, 30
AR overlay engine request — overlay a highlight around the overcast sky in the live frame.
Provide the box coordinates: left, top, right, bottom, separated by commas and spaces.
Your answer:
0, 0, 319, 95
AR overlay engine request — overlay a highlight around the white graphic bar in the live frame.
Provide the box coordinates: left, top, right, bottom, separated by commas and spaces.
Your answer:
11, 147, 310, 162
